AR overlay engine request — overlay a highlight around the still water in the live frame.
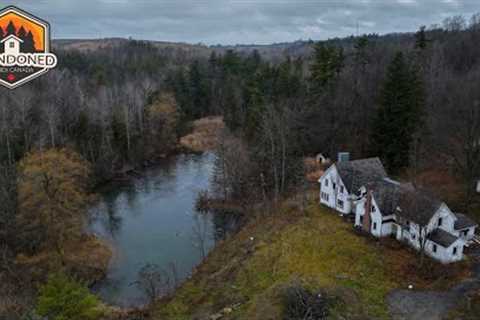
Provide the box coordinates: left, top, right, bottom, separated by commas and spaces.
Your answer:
89, 153, 235, 307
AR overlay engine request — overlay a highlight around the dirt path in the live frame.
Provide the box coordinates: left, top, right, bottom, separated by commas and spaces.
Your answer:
387, 249, 480, 320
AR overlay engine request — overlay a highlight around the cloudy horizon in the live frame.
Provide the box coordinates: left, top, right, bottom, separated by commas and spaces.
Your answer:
5, 0, 480, 45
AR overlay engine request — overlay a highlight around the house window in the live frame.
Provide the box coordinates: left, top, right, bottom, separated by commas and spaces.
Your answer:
360, 215, 363, 224
463, 229, 469, 237
453, 247, 457, 255
333, 182, 336, 190
438, 217, 443, 227
322, 192, 329, 201
373, 222, 377, 230
371, 205, 376, 212
9, 42, 15, 48
432, 244, 437, 253
340, 186, 344, 193
337, 199, 344, 209
325, 179, 329, 187
412, 233, 416, 240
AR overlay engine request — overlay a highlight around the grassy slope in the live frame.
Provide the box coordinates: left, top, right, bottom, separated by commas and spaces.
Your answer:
151, 201, 469, 320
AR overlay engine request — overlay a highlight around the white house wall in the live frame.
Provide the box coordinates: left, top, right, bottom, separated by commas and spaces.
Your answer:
380, 214, 395, 237
454, 227, 476, 241
426, 204, 456, 234
424, 239, 464, 264
319, 165, 352, 215
354, 196, 385, 237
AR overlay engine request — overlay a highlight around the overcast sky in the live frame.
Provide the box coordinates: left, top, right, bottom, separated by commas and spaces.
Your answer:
5, 0, 480, 45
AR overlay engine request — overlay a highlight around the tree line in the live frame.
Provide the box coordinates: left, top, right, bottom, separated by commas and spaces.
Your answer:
1, 13, 480, 318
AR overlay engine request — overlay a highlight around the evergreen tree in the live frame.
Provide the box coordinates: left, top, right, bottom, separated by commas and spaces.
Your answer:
6, 21, 16, 35
23, 31, 36, 52
415, 26, 428, 50
243, 71, 266, 139
17, 26, 26, 39
188, 60, 210, 119
370, 52, 425, 174
309, 42, 344, 96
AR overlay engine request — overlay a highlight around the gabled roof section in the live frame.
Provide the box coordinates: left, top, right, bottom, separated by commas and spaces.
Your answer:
0, 34, 24, 44
396, 187, 443, 226
336, 157, 387, 193
428, 228, 459, 248
454, 213, 478, 230
369, 178, 409, 216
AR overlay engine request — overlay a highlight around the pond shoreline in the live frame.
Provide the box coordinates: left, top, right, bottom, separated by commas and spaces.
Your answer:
89, 152, 222, 307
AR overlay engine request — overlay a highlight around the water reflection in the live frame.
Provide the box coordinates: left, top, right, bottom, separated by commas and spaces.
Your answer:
89, 153, 241, 306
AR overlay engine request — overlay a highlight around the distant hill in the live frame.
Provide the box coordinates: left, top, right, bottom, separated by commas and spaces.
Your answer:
52, 33, 416, 61
52, 37, 316, 60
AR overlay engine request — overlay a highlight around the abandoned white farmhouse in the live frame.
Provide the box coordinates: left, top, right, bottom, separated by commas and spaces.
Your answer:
319, 154, 478, 264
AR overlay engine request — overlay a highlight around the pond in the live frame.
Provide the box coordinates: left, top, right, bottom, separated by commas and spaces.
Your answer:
89, 153, 238, 307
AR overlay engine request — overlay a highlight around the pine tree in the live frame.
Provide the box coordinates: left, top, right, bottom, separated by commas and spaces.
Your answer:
6, 21, 16, 35
309, 42, 344, 96
415, 26, 428, 50
243, 71, 266, 139
188, 60, 210, 119
17, 26, 26, 39
370, 52, 425, 174
24, 31, 36, 52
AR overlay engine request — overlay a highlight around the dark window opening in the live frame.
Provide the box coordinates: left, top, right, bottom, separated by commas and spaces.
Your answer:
9, 42, 15, 48
337, 199, 344, 209
453, 247, 457, 255
373, 222, 377, 230
438, 217, 443, 226
432, 244, 437, 253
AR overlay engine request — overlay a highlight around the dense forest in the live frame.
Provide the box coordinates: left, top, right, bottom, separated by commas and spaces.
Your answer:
2, 13, 480, 319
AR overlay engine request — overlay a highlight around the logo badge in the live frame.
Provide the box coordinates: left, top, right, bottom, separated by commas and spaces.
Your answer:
0, 6, 57, 89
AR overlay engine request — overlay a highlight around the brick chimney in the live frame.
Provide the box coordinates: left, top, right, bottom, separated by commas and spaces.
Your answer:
363, 188, 373, 232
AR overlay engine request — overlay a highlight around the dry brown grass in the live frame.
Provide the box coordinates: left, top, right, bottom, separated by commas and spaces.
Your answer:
180, 116, 225, 152
377, 237, 471, 290
152, 201, 473, 320
304, 157, 325, 182
15, 235, 112, 285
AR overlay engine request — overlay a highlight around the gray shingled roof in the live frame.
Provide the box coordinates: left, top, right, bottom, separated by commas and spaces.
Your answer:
428, 228, 459, 248
368, 178, 404, 216
396, 187, 443, 226
454, 213, 478, 230
336, 157, 387, 193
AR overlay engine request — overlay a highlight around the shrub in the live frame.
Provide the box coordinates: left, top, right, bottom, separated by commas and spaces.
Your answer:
283, 284, 330, 320
36, 273, 101, 320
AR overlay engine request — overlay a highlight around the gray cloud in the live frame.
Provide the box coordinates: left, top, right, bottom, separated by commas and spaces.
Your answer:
5, 0, 480, 45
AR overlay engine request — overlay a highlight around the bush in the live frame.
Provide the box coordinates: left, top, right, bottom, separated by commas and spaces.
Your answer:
283, 284, 330, 320
35, 273, 102, 320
